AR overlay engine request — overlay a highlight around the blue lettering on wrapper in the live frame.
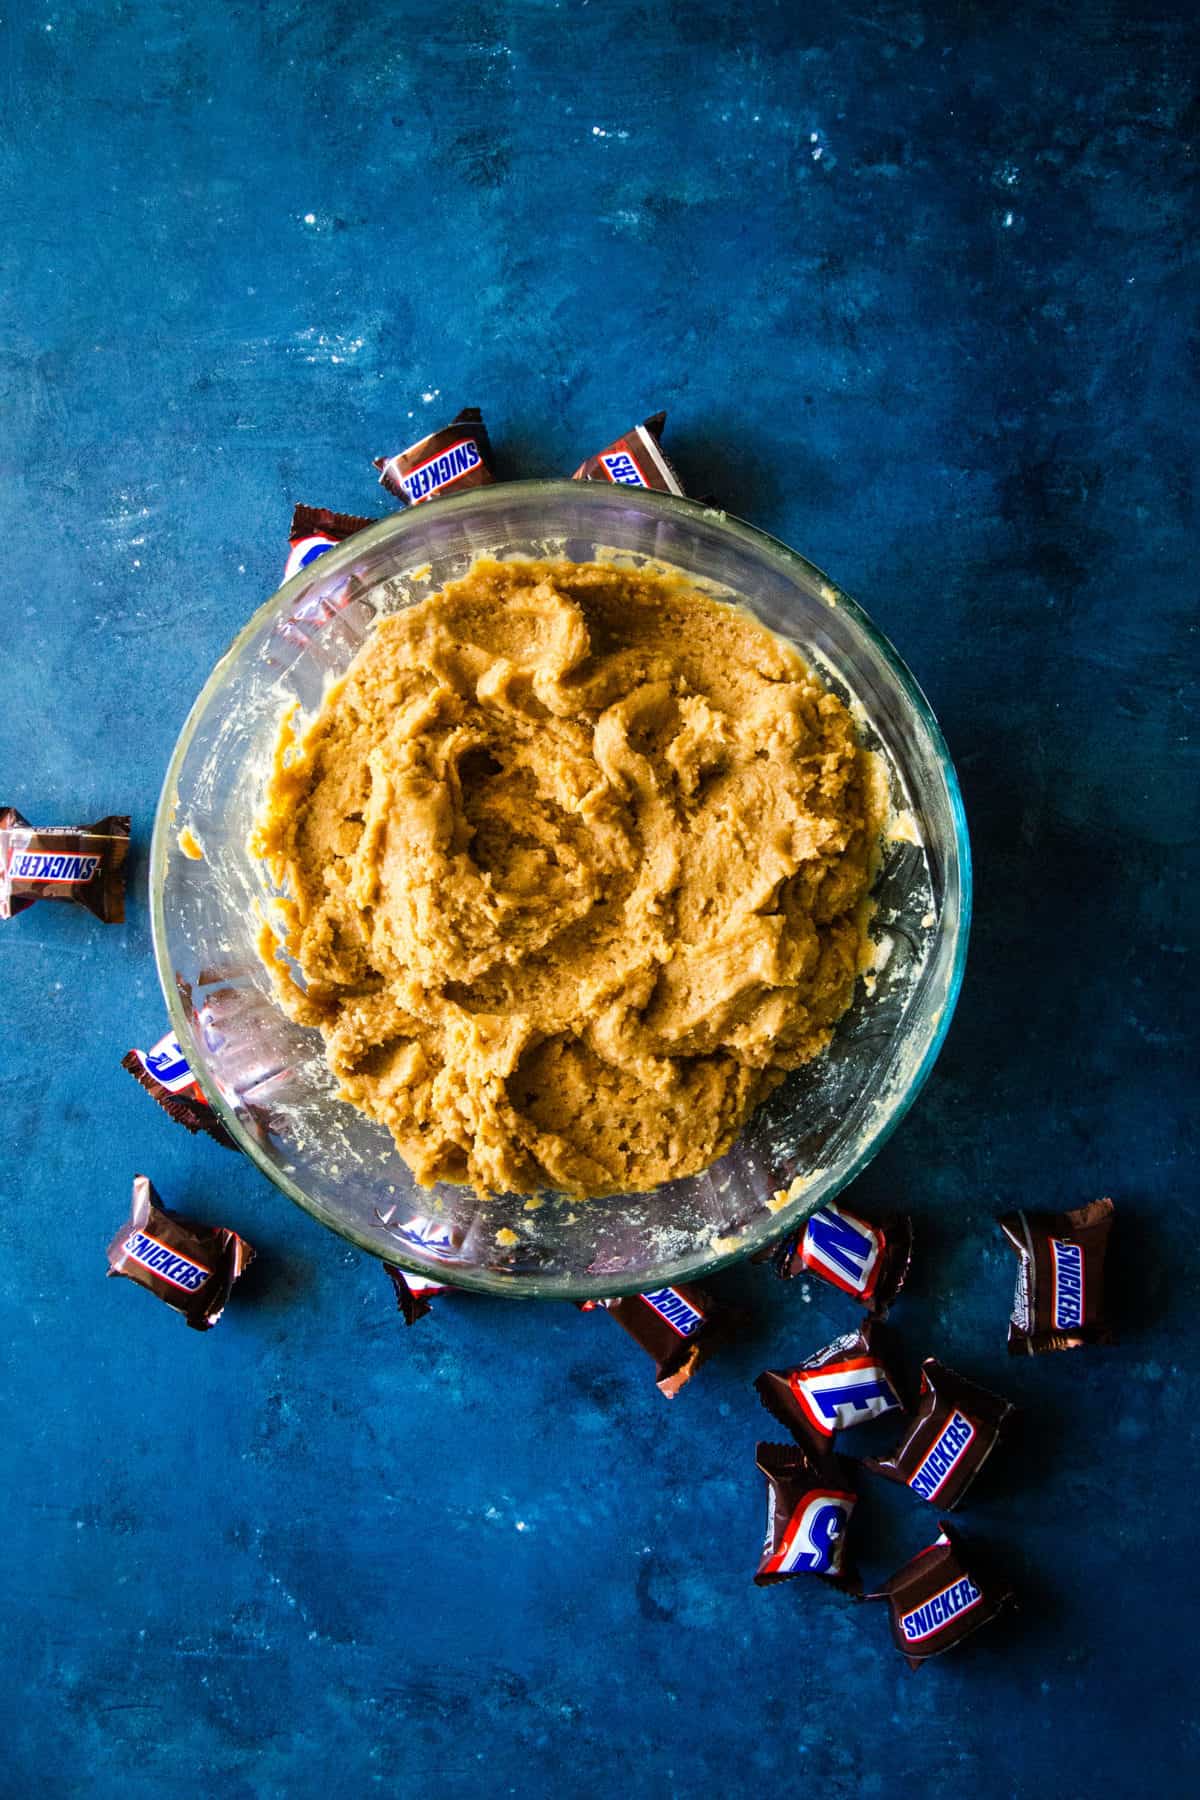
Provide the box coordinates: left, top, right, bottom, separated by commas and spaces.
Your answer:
14, 852, 101, 883
900, 1573, 982, 1641
124, 1230, 209, 1294
909, 1411, 976, 1501
145, 1036, 193, 1088
808, 1373, 898, 1425
283, 535, 336, 581
403, 438, 481, 502
790, 1498, 848, 1573
601, 451, 646, 485
641, 1286, 704, 1337
1052, 1239, 1085, 1329
393, 1216, 460, 1261
803, 1204, 879, 1291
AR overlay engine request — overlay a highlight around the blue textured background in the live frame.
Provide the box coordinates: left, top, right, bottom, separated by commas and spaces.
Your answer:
1, 3, 1197, 1795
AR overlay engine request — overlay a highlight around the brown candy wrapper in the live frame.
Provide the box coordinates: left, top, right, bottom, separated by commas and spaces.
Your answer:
772, 1200, 913, 1317
865, 1359, 1015, 1511
284, 503, 375, 581
998, 1198, 1115, 1355
106, 1175, 254, 1331
755, 1320, 905, 1452
865, 1522, 1014, 1668
580, 1282, 733, 1397
572, 411, 686, 494
189, 981, 297, 1110
376, 1210, 473, 1323
122, 1030, 239, 1150
374, 407, 496, 505
754, 1441, 859, 1590
1, 809, 129, 923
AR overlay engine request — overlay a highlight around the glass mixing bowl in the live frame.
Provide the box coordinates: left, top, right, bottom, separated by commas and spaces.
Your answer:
151, 481, 969, 1299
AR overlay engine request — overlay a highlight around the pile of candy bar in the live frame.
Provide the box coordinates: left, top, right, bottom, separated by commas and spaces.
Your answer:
575, 1193, 1113, 1667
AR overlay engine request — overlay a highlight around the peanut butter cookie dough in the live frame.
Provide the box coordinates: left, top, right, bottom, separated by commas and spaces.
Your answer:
253, 559, 876, 1198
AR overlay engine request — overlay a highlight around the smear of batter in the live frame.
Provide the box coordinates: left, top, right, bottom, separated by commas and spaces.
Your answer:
252, 559, 876, 1198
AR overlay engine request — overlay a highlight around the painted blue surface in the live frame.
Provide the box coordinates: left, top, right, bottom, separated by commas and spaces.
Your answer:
1, 3, 1196, 1795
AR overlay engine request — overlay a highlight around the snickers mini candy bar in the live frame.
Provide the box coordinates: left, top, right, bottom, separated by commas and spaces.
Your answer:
0, 809, 129, 923
998, 1197, 1115, 1355
122, 1029, 239, 1150
374, 407, 496, 506
106, 1175, 254, 1331
572, 410, 686, 494
773, 1199, 912, 1316
867, 1522, 1014, 1668
582, 1282, 732, 1397
865, 1358, 1015, 1511
277, 505, 375, 656
755, 1320, 904, 1451
754, 1441, 859, 1590
284, 503, 375, 581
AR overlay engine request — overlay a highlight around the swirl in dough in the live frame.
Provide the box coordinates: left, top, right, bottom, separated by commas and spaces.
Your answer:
253, 559, 875, 1198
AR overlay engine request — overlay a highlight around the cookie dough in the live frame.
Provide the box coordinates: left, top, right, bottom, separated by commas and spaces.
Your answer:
253, 558, 875, 1198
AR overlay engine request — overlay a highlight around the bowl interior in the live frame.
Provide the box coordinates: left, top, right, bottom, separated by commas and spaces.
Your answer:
151, 481, 970, 1299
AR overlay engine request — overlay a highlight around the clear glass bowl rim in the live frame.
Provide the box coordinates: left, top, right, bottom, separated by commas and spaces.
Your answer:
150, 480, 972, 1298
